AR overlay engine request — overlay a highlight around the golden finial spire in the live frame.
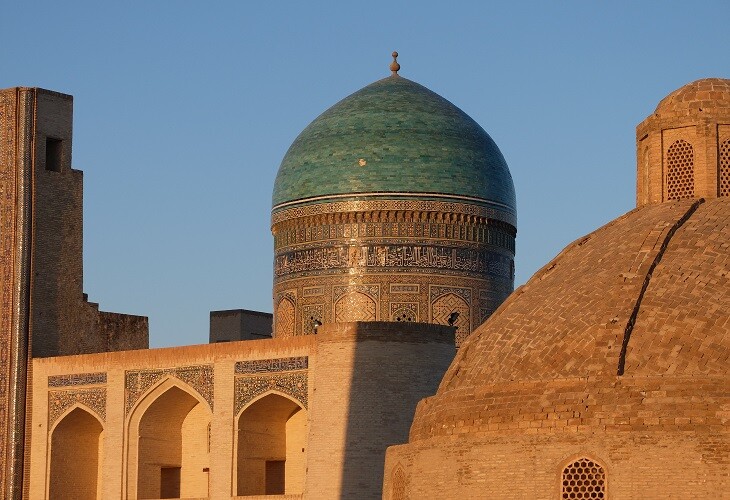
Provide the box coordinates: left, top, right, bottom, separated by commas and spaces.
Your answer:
390, 51, 400, 76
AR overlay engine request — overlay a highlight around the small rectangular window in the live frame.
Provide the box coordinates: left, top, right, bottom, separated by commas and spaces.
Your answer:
45, 137, 62, 172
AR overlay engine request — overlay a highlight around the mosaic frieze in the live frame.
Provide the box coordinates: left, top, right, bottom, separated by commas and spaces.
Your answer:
235, 356, 308, 374
391, 284, 420, 294
235, 372, 308, 414
275, 245, 513, 279
125, 365, 213, 414
303, 286, 325, 297
49, 388, 106, 426
48, 372, 107, 387
274, 220, 515, 253
271, 199, 517, 227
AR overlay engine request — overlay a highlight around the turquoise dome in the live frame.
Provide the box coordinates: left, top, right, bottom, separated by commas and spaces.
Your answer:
272, 75, 516, 217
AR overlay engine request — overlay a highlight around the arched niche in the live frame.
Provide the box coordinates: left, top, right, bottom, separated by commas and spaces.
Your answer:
49, 405, 104, 500
334, 291, 377, 322
127, 378, 211, 499
235, 392, 307, 496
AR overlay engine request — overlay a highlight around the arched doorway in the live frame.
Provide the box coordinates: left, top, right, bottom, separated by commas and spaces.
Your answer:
236, 393, 307, 496
133, 384, 210, 499
49, 406, 104, 500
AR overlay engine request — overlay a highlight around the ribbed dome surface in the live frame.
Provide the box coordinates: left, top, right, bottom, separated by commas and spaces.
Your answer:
654, 78, 730, 115
409, 197, 729, 441
272, 75, 515, 214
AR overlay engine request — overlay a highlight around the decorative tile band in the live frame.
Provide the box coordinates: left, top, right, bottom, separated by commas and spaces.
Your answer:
275, 245, 513, 280
235, 356, 309, 374
271, 198, 516, 227
125, 365, 214, 415
48, 372, 107, 387
49, 388, 106, 426
234, 372, 308, 414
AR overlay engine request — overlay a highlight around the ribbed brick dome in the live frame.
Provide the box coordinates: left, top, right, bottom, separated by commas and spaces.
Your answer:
654, 78, 730, 116
409, 197, 729, 442
272, 75, 515, 216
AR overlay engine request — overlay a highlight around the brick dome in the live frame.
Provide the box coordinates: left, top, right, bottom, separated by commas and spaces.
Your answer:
654, 78, 730, 116
385, 197, 729, 499
411, 197, 729, 440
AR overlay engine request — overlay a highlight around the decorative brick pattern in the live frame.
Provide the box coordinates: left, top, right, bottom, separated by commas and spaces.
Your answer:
431, 292, 470, 343
275, 298, 296, 337
665, 139, 695, 200
48, 372, 107, 387
48, 388, 106, 426
561, 458, 606, 499
0, 88, 18, 496
335, 292, 377, 322
235, 357, 308, 374
234, 372, 308, 413
390, 302, 418, 322
302, 304, 324, 334
125, 365, 213, 414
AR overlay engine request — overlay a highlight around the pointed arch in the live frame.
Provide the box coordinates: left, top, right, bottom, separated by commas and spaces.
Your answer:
560, 456, 606, 499
334, 291, 377, 322
431, 293, 470, 332
49, 406, 104, 500
276, 297, 296, 336
234, 392, 308, 496
391, 465, 407, 500
126, 377, 211, 499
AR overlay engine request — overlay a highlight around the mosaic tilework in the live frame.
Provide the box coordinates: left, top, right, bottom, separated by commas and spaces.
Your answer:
335, 292, 377, 322
48, 372, 107, 387
235, 357, 308, 374
302, 304, 324, 334
390, 302, 419, 322
125, 365, 213, 414
271, 198, 516, 227
275, 244, 512, 280
48, 388, 106, 426
0, 88, 18, 496
274, 220, 515, 253
234, 373, 308, 413
272, 76, 516, 212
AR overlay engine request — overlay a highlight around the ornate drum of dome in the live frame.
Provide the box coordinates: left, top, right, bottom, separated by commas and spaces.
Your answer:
271, 55, 516, 342
383, 80, 730, 499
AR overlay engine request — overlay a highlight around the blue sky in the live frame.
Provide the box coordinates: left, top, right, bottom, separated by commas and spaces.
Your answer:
2, 1, 727, 347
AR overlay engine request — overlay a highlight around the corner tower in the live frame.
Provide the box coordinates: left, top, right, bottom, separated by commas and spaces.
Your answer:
271, 54, 516, 343
636, 78, 730, 206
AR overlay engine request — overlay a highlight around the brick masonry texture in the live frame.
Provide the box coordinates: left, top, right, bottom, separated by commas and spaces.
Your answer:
385, 196, 729, 498
27, 323, 454, 499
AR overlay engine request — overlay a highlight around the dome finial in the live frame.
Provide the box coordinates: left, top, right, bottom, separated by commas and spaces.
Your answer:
390, 51, 400, 76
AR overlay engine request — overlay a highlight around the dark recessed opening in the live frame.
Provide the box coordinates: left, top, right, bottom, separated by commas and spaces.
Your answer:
45, 137, 62, 172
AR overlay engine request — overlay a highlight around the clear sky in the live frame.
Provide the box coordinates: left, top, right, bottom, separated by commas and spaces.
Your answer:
1, 1, 727, 347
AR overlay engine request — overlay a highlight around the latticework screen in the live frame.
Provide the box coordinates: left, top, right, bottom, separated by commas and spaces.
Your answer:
561, 458, 606, 500
665, 139, 695, 200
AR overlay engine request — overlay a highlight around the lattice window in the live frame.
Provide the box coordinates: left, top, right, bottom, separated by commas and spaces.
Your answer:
665, 139, 695, 200
561, 458, 606, 499
391, 467, 406, 500
275, 298, 296, 337
720, 139, 730, 197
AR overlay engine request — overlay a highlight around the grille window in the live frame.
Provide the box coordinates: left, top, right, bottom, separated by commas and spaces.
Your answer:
665, 139, 695, 200
719, 139, 730, 197
561, 457, 606, 499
